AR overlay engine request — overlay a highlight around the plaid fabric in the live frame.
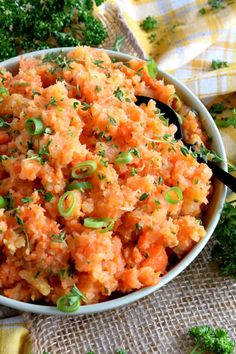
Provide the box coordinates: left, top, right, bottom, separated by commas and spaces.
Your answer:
110, 0, 236, 98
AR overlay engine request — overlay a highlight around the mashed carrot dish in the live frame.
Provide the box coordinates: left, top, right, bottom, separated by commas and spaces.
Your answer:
0, 47, 212, 310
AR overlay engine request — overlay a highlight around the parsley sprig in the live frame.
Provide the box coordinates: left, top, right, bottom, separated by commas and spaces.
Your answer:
212, 200, 236, 279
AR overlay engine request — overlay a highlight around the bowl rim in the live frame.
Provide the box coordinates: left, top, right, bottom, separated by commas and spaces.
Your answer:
0, 47, 227, 315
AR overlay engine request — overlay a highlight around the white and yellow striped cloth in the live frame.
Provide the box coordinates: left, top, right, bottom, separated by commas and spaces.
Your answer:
111, 0, 236, 99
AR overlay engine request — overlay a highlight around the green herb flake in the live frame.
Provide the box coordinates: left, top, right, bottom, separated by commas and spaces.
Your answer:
129, 147, 141, 158
114, 87, 124, 101
95, 86, 102, 93
112, 35, 125, 52
108, 116, 117, 126
135, 223, 142, 236
81, 102, 91, 111
130, 167, 138, 176
209, 103, 225, 114
199, 7, 206, 14
139, 192, 149, 201
181, 146, 189, 156
16, 215, 24, 226
21, 197, 33, 203
211, 59, 229, 70
51, 231, 66, 242
140, 16, 157, 32
93, 60, 104, 68
45, 96, 57, 109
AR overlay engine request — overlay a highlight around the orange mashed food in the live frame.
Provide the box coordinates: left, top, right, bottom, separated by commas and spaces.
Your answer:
0, 47, 212, 305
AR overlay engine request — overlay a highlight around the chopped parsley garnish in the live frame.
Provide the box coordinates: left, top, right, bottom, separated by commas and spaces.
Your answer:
36, 140, 51, 165
136, 67, 144, 77
108, 116, 117, 126
140, 16, 157, 32
95, 86, 102, 93
211, 59, 229, 70
212, 200, 236, 279
73, 101, 79, 109
51, 231, 66, 242
135, 223, 142, 236
45, 96, 57, 109
215, 117, 236, 128
37, 189, 53, 202
208, 0, 225, 9
199, 7, 206, 14
0, 118, 10, 129
188, 325, 235, 354
32, 89, 41, 98
130, 167, 138, 176
112, 35, 125, 52
21, 197, 33, 203
81, 102, 91, 111
100, 159, 108, 167
114, 87, 124, 101
0, 1, 107, 62
180, 146, 189, 156
93, 60, 104, 68
139, 192, 149, 201
34, 271, 40, 279
5, 192, 14, 210
98, 149, 106, 157
16, 215, 24, 226
209, 103, 225, 114
129, 147, 141, 158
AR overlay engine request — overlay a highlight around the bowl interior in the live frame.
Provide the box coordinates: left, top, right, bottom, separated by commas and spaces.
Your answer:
0, 48, 227, 315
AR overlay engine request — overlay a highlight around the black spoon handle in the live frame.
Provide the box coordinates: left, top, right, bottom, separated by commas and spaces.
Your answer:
199, 158, 236, 192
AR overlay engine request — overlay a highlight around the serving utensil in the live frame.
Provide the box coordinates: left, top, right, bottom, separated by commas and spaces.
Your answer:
136, 95, 236, 192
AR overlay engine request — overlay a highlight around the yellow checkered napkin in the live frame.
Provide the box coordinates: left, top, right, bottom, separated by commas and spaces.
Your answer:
0, 316, 31, 354
111, 0, 236, 98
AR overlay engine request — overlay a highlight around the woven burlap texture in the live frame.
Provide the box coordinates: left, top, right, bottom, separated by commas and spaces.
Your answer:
23, 5, 236, 354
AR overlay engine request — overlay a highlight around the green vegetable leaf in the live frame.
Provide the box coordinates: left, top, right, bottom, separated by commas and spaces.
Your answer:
140, 16, 157, 32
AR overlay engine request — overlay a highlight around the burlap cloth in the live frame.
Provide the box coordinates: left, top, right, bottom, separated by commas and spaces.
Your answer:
20, 6, 236, 353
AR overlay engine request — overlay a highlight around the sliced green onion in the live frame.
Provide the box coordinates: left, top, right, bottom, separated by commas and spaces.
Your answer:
169, 94, 182, 112
146, 59, 158, 79
66, 181, 92, 191
114, 152, 133, 165
0, 196, 6, 208
72, 160, 97, 179
58, 191, 76, 217
25, 117, 44, 136
164, 186, 183, 205
56, 285, 86, 313
84, 217, 115, 233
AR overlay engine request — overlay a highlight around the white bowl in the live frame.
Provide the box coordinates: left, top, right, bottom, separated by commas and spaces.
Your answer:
0, 48, 227, 315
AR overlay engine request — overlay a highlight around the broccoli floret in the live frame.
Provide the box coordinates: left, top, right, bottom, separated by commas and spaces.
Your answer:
140, 16, 157, 32
189, 325, 235, 354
